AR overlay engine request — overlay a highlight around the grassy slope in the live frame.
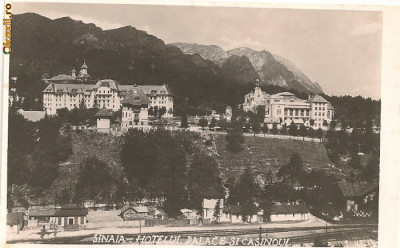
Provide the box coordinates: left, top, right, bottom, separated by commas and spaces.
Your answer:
213, 135, 342, 180
47, 132, 125, 201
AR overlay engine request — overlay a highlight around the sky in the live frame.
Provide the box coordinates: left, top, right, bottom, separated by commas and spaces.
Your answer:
13, 2, 382, 99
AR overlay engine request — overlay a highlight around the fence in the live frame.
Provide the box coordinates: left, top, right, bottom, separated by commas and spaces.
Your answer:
144, 219, 191, 227
86, 220, 140, 229
86, 219, 192, 229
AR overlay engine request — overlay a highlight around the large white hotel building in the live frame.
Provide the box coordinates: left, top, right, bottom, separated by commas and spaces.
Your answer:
243, 86, 334, 129
42, 62, 173, 117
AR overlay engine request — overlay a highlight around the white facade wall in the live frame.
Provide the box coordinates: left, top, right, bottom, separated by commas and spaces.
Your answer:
97, 118, 110, 130
270, 212, 309, 222
244, 88, 334, 129
121, 106, 149, 131
44, 84, 173, 117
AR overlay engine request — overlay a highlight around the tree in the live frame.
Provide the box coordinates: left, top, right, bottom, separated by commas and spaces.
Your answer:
323, 120, 328, 128
120, 129, 188, 217
299, 125, 308, 140
7, 110, 35, 186
271, 123, 279, 134
187, 152, 224, 211
158, 107, 167, 119
213, 199, 221, 223
280, 124, 287, 136
199, 118, 208, 130
261, 125, 268, 136
256, 105, 266, 123
218, 118, 231, 131
225, 122, 244, 153
236, 168, 258, 222
308, 128, 315, 138
316, 128, 323, 142
209, 117, 217, 129
180, 111, 188, 128
75, 156, 113, 203
148, 106, 154, 116
310, 119, 315, 127
277, 153, 304, 180
250, 115, 260, 136
330, 120, 337, 130
288, 121, 298, 136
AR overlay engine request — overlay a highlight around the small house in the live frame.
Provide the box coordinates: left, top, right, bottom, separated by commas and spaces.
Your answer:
119, 204, 149, 221
336, 181, 378, 212
202, 198, 224, 222
28, 205, 88, 230
53, 205, 88, 230
269, 204, 309, 222
222, 204, 261, 223
95, 108, 113, 132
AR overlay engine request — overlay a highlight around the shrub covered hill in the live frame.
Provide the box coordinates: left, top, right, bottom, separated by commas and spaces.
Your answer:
11, 13, 322, 109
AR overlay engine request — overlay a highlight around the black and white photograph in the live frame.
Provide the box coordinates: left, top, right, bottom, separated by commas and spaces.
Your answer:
2, 1, 400, 247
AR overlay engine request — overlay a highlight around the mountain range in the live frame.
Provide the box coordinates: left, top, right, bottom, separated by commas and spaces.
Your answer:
11, 13, 323, 109
172, 43, 323, 94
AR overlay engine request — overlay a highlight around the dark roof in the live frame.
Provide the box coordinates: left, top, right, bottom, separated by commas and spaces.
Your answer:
93, 79, 120, 91
95, 108, 113, 117
224, 204, 259, 215
7, 212, 25, 226
307, 95, 329, 103
270, 204, 309, 214
81, 61, 88, 69
29, 205, 88, 217
29, 209, 56, 217
120, 204, 134, 214
337, 181, 378, 198
121, 86, 151, 106
54, 205, 88, 217
119, 204, 149, 215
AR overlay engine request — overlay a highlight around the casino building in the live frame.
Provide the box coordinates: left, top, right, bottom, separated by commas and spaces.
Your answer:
243, 86, 334, 129
42, 62, 174, 118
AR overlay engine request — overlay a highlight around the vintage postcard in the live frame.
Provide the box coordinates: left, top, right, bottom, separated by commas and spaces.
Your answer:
1, 0, 400, 247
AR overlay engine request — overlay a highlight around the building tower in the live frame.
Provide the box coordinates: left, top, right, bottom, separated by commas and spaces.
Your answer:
79, 61, 88, 76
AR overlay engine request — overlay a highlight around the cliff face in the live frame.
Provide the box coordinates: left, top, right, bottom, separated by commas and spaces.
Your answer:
218, 55, 260, 86
172, 44, 324, 94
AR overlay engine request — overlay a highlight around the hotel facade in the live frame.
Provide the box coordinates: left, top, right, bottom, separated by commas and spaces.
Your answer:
42, 62, 173, 118
243, 87, 334, 129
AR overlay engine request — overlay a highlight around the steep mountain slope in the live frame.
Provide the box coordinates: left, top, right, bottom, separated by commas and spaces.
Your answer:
10, 13, 235, 106
170, 43, 323, 94
227, 48, 322, 94
272, 54, 323, 94
218, 55, 260, 86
